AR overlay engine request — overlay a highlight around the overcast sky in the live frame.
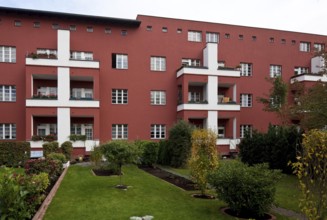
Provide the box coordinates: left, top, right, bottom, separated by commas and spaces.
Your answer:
1, 0, 326, 35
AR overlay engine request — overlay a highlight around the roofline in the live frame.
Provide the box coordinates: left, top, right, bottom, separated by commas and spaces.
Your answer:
0, 6, 141, 27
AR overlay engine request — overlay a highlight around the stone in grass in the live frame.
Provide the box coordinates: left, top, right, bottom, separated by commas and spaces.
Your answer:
130, 215, 154, 220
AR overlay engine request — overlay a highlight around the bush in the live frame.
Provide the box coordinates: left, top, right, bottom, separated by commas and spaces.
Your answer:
157, 140, 171, 166
209, 161, 281, 218
239, 125, 301, 174
90, 146, 103, 168
69, 134, 86, 142
42, 141, 59, 158
25, 158, 63, 183
140, 142, 159, 167
0, 142, 31, 167
60, 141, 73, 161
47, 152, 67, 163
0, 168, 49, 219
167, 120, 194, 168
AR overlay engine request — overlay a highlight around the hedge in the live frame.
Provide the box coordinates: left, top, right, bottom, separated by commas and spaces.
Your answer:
0, 142, 31, 167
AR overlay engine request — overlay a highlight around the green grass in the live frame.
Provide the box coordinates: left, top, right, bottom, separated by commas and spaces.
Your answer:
0, 167, 24, 175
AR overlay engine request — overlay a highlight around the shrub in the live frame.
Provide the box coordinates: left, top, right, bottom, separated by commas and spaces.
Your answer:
60, 141, 73, 161
140, 142, 159, 167
25, 158, 62, 183
189, 129, 218, 195
69, 134, 86, 142
157, 140, 171, 166
291, 129, 327, 220
0, 142, 31, 167
209, 161, 281, 218
167, 120, 194, 168
47, 152, 67, 163
0, 168, 49, 219
42, 141, 59, 158
90, 146, 103, 168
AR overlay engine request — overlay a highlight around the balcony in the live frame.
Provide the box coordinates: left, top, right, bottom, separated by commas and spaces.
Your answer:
290, 73, 327, 84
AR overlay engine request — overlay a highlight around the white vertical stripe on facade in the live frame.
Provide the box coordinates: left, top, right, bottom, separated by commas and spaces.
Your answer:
57, 67, 70, 102
57, 108, 70, 145
207, 110, 218, 132
207, 75, 218, 106
57, 30, 70, 61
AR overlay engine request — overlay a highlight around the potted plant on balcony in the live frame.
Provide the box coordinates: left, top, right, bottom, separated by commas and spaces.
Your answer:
43, 134, 57, 142
31, 135, 43, 141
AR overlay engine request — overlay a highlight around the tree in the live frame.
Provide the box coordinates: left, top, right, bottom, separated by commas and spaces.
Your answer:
101, 140, 138, 188
291, 130, 327, 220
168, 120, 194, 168
188, 129, 218, 195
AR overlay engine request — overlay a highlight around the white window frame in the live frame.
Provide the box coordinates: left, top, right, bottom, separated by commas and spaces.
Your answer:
0, 124, 16, 140
188, 92, 201, 102
37, 87, 57, 97
182, 58, 201, 67
294, 67, 309, 75
218, 126, 225, 138
206, 32, 219, 43
112, 124, 128, 140
71, 124, 93, 140
0, 46, 16, 63
314, 43, 325, 52
270, 65, 282, 78
36, 48, 57, 57
188, 31, 202, 42
71, 88, 93, 99
299, 42, 311, 52
240, 63, 252, 76
71, 51, 93, 60
113, 54, 128, 69
112, 89, 128, 104
151, 91, 166, 105
240, 125, 252, 138
151, 56, 166, 71
240, 94, 252, 107
151, 124, 166, 139
37, 124, 57, 136
0, 85, 16, 102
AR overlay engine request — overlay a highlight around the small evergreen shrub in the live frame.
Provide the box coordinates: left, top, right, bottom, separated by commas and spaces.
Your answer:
157, 140, 171, 166
60, 141, 73, 161
47, 152, 67, 163
90, 146, 103, 168
209, 161, 281, 218
25, 158, 63, 183
0, 142, 31, 167
0, 168, 49, 219
140, 142, 159, 167
42, 141, 59, 158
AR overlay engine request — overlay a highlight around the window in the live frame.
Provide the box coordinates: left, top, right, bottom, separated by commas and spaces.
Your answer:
270, 96, 281, 109
84, 124, 93, 140
240, 63, 252, 76
146, 26, 152, 31
0, 85, 16, 102
294, 67, 309, 75
69, 25, 76, 31
71, 88, 93, 99
177, 28, 182, 34
14, 20, 21, 27
240, 125, 252, 138
188, 92, 201, 102
206, 32, 219, 43
71, 124, 93, 140
239, 35, 244, 40
71, 51, 93, 60
291, 40, 296, 45
252, 36, 257, 41
36, 48, 57, 58
240, 94, 252, 107
269, 37, 274, 43
300, 42, 310, 52
281, 39, 286, 44
37, 87, 57, 97
151, 91, 166, 105
112, 124, 128, 140
112, 89, 128, 104
0, 124, 16, 140
121, 30, 127, 36
151, 124, 166, 139
182, 58, 201, 67
112, 54, 128, 69
150, 56, 166, 71
71, 124, 82, 135
162, 27, 168, 32
188, 31, 202, 42
52, 23, 59, 29
0, 46, 16, 63
224, 33, 230, 39
314, 43, 325, 52
33, 22, 40, 28
218, 126, 225, 138
270, 65, 282, 78
87, 27, 93, 33
36, 124, 57, 136
105, 27, 111, 34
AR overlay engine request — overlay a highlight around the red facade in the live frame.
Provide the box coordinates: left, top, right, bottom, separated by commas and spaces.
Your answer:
0, 7, 326, 156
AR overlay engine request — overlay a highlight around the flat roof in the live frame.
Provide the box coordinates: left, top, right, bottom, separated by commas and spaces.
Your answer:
0, 6, 141, 27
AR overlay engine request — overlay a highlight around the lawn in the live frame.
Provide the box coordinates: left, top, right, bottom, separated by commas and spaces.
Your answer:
44, 165, 292, 220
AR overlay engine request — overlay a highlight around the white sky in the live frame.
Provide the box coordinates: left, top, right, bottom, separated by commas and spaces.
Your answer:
0, 0, 326, 35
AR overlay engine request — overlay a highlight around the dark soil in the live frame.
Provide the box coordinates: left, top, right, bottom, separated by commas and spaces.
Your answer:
192, 194, 215, 199
222, 208, 276, 220
139, 166, 197, 191
92, 169, 120, 176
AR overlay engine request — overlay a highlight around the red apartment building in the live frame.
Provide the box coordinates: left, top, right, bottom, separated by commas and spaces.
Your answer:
0, 7, 326, 157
